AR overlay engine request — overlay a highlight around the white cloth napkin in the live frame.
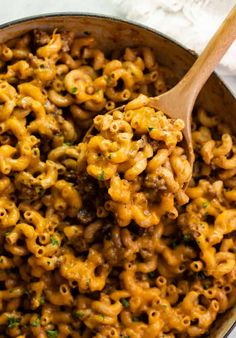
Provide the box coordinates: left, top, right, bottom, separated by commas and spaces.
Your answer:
112, 0, 236, 76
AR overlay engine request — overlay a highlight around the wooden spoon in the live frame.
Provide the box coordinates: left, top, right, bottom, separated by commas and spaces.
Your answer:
149, 4, 236, 168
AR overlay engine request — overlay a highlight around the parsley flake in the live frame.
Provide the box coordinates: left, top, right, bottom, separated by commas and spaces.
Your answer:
24, 288, 29, 296
74, 311, 84, 319
183, 234, 192, 243
203, 279, 212, 289
120, 298, 129, 308
8, 77, 16, 83
86, 278, 90, 288
7, 316, 20, 328
171, 239, 178, 249
98, 169, 105, 181
148, 127, 154, 131
196, 271, 207, 280
31, 318, 40, 327
70, 86, 78, 94
35, 187, 43, 195
107, 75, 113, 86
148, 271, 155, 278
40, 296, 45, 305
39, 64, 45, 69
202, 201, 209, 208
50, 236, 59, 246
132, 316, 139, 322
46, 330, 58, 338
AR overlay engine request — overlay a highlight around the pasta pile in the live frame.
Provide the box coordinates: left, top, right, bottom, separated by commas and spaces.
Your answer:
0, 29, 234, 338
83, 95, 191, 228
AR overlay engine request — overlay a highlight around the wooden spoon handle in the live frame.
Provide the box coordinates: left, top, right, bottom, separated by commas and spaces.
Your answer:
176, 5, 236, 106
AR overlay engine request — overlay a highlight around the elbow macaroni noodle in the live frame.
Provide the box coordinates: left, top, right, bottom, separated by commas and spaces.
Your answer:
0, 29, 234, 337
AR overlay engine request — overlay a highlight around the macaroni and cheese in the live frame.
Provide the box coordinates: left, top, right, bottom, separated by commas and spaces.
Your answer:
0, 29, 234, 338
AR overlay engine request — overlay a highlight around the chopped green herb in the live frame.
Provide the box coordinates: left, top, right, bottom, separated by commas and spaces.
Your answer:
107, 75, 113, 85
39, 64, 45, 69
24, 288, 29, 296
50, 236, 59, 246
105, 231, 112, 240
196, 271, 207, 280
8, 77, 16, 83
86, 278, 90, 288
70, 86, 78, 94
100, 314, 105, 320
74, 311, 84, 319
202, 201, 209, 208
31, 318, 40, 327
148, 127, 154, 131
63, 142, 72, 146
183, 234, 192, 243
40, 296, 45, 305
171, 239, 178, 249
108, 154, 112, 160
46, 330, 58, 338
98, 169, 105, 181
132, 316, 139, 322
5, 231, 10, 237
7, 316, 20, 328
148, 271, 155, 278
120, 298, 129, 308
35, 187, 43, 195
203, 279, 212, 289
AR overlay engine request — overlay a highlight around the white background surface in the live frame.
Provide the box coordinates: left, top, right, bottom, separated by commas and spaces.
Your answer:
0, 1, 235, 337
